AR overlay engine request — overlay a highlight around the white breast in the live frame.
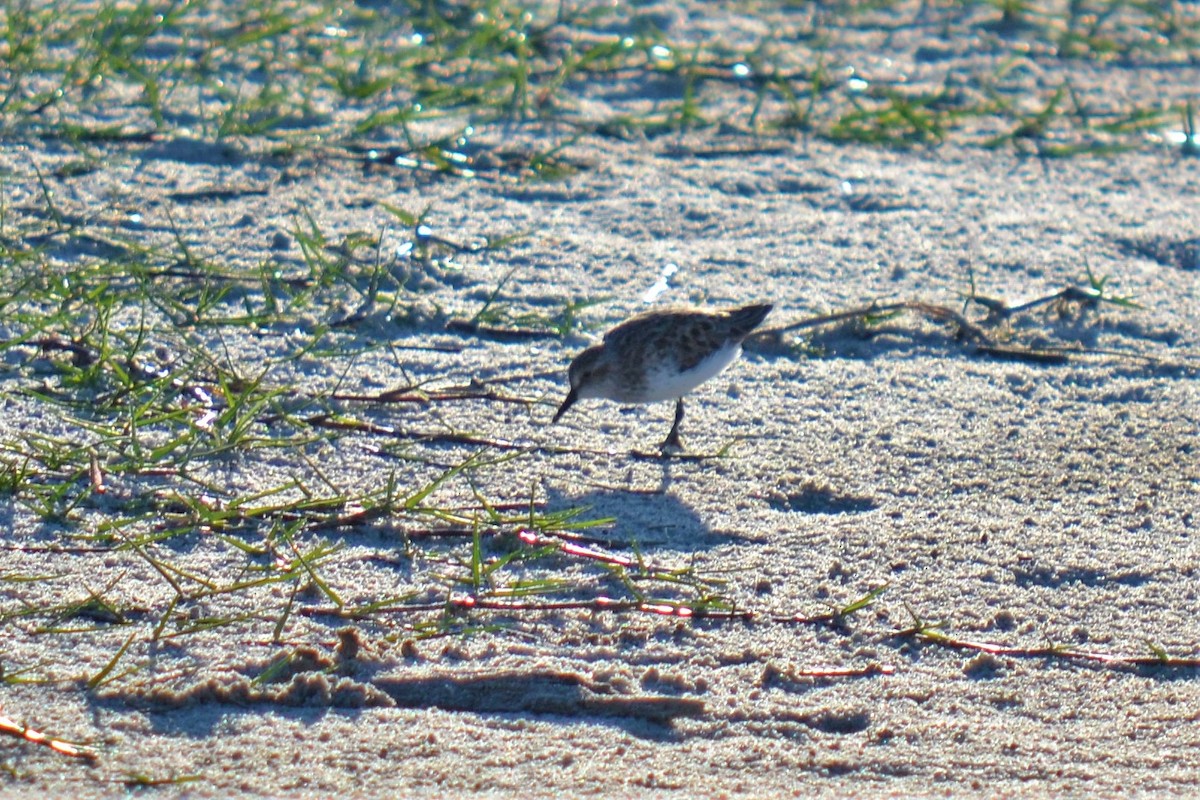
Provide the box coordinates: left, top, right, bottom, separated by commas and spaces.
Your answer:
622, 341, 742, 403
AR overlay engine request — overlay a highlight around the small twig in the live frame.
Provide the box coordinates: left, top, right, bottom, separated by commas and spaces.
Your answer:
754, 287, 1175, 368
517, 528, 677, 573
30, 335, 98, 367
894, 626, 1200, 669
759, 300, 993, 345
299, 594, 753, 621
770, 610, 848, 626
770, 663, 896, 680
303, 414, 531, 451
967, 283, 1139, 318
88, 449, 106, 495
973, 344, 1070, 364
446, 319, 562, 342
331, 387, 537, 407
307, 414, 617, 458
629, 448, 733, 462
0, 712, 98, 761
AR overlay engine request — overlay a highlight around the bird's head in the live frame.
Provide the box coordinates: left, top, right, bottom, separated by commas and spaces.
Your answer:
553, 345, 608, 423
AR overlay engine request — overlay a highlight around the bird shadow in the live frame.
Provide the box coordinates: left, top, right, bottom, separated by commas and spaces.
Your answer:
544, 482, 724, 555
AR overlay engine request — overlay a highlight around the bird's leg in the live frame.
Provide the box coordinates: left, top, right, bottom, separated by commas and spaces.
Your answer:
659, 398, 686, 456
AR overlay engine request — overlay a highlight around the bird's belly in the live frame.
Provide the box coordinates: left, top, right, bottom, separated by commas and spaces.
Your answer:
616, 343, 741, 403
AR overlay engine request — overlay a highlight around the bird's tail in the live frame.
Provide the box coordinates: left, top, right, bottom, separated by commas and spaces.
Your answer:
726, 303, 773, 339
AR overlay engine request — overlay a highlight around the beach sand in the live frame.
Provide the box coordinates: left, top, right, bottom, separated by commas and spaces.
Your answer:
2, 2, 1199, 796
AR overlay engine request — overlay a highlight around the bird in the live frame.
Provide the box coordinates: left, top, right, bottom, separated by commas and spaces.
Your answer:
553, 303, 773, 454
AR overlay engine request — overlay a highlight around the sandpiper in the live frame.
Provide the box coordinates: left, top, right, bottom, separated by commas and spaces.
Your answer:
553, 303, 773, 454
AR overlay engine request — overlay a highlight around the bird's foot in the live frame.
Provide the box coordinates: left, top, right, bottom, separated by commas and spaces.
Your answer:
658, 433, 686, 457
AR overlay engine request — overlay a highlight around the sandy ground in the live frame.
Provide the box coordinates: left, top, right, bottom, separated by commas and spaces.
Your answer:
2, 2, 1200, 797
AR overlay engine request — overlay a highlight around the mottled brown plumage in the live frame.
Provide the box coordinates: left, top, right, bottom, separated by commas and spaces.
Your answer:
554, 304, 772, 454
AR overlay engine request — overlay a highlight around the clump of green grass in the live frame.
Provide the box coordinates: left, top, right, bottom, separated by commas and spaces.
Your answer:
0, 233, 737, 679
2, 0, 1195, 157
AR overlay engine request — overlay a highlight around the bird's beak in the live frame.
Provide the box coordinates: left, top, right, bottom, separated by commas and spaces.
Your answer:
553, 388, 578, 423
